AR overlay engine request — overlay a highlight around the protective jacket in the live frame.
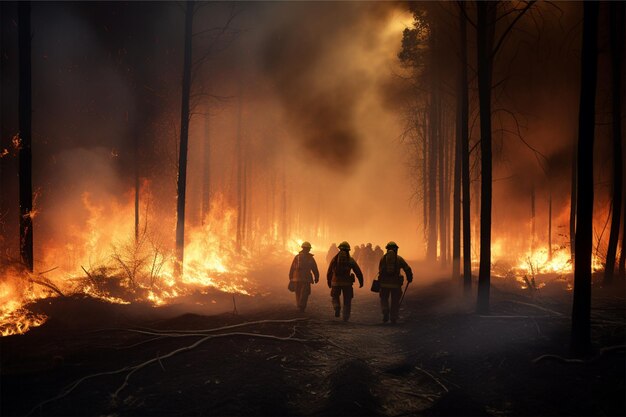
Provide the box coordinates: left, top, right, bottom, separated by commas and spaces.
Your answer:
327, 251, 364, 287
289, 251, 320, 283
378, 250, 413, 288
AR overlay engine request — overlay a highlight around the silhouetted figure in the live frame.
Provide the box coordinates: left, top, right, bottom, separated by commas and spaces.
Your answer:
363, 242, 375, 283
378, 241, 413, 324
327, 241, 363, 321
353, 244, 362, 265
326, 243, 339, 265
289, 241, 319, 312
373, 245, 384, 262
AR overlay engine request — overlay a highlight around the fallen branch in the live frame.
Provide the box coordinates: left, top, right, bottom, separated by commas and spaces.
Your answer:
121, 317, 309, 335
508, 300, 564, 316
414, 365, 449, 393
478, 315, 564, 319
397, 389, 438, 401
28, 277, 65, 297
28, 330, 311, 415
532, 345, 626, 364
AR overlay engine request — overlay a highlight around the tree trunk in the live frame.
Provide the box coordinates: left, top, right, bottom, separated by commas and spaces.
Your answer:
570, 142, 577, 262
453, 84, 461, 281
175, 0, 193, 274
18, 1, 33, 272
427, 73, 438, 263
460, 2, 471, 293
548, 188, 553, 260
422, 112, 429, 244
531, 184, 536, 252
476, 2, 496, 314
571, 1, 599, 355
604, 1, 624, 285
134, 124, 140, 241
281, 161, 287, 248
236, 91, 243, 251
438, 96, 446, 266
201, 111, 211, 224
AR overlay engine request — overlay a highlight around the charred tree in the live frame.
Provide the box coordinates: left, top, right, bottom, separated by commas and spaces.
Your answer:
438, 95, 446, 266
475, 1, 535, 312
571, 1, 599, 355
134, 124, 140, 242
548, 187, 553, 260
201, 111, 211, 224
459, 2, 471, 292
236, 91, 243, 251
18, 1, 33, 272
476, 2, 496, 314
531, 184, 536, 251
570, 144, 577, 261
604, 1, 624, 285
453, 75, 461, 280
427, 31, 439, 263
175, 0, 194, 273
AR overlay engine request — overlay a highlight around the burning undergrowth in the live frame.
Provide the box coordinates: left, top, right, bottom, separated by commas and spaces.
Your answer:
0, 189, 300, 337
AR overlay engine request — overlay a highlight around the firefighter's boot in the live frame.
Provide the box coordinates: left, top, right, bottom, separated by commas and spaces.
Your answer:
383, 310, 389, 323
343, 305, 351, 322
334, 307, 341, 317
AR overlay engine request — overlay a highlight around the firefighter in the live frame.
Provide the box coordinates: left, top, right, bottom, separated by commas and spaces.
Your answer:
378, 241, 413, 324
327, 241, 364, 321
363, 242, 375, 283
326, 243, 339, 265
289, 241, 320, 312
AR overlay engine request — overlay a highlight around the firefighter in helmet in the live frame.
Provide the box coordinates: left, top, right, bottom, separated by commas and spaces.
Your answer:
378, 241, 413, 324
289, 241, 320, 312
326, 241, 364, 321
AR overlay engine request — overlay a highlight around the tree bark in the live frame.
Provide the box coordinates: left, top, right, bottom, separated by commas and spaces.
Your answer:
236, 90, 243, 251
548, 188, 553, 260
438, 94, 446, 266
476, 2, 496, 314
427, 65, 439, 263
134, 124, 140, 242
175, 0, 194, 274
18, 1, 33, 272
570, 142, 577, 262
604, 1, 624, 285
201, 111, 211, 224
460, 2, 471, 293
571, 1, 599, 355
531, 184, 536, 252
453, 84, 461, 280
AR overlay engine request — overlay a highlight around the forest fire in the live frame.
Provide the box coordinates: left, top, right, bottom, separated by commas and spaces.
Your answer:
0, 189, 301, 335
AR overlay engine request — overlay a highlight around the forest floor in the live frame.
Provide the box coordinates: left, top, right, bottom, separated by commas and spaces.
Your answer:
1, 267, 624, 417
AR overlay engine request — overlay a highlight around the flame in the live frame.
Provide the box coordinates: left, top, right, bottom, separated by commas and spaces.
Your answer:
0, 267, 48, 336
1, 186, 312, 336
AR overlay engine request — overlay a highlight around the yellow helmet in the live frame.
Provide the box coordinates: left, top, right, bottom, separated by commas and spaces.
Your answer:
338, 241, 351, 251
301, 241, 312, 249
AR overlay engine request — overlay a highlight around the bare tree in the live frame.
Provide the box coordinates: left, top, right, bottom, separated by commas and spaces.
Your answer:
459, 2, 472, 293
175, 0, 194, 274
603, 1, 624, 285
571, 1, 599, 355
475, 1, 535, 313
475, 1, 496, 314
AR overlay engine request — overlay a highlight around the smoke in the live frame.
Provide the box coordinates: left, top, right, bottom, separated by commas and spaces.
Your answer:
257, 2, 401, 172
